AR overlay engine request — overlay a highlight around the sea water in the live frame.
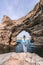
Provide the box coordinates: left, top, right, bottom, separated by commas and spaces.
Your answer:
16, 40, 32, 52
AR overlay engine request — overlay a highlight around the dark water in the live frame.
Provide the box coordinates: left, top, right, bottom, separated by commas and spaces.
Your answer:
15, 40, 43, 57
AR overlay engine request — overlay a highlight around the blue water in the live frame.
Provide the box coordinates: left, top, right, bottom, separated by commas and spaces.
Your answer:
15, 40, 35, 52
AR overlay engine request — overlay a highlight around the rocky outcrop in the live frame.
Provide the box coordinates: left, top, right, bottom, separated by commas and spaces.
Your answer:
0, 0, 43, 53
0, 52, 43, 65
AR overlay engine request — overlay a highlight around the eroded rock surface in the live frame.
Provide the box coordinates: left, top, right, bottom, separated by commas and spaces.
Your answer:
0, 52, 43, 65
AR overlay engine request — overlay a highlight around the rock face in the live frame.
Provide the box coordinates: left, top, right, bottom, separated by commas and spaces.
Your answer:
0, 52, 43, 65
0, 0, 43, 53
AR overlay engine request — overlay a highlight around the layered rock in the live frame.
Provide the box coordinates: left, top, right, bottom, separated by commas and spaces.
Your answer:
0, 0, 43, 53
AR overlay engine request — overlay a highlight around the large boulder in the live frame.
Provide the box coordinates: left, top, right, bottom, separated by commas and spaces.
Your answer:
0, 52, 43, 65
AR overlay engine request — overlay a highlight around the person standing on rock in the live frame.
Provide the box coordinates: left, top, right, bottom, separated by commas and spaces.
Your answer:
21, 35, 28, 52
16, 35, 31, 52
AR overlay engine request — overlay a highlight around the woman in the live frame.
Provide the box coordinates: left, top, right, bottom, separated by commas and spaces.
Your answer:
16, 35, 30, 52
21, 35, 28, 52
